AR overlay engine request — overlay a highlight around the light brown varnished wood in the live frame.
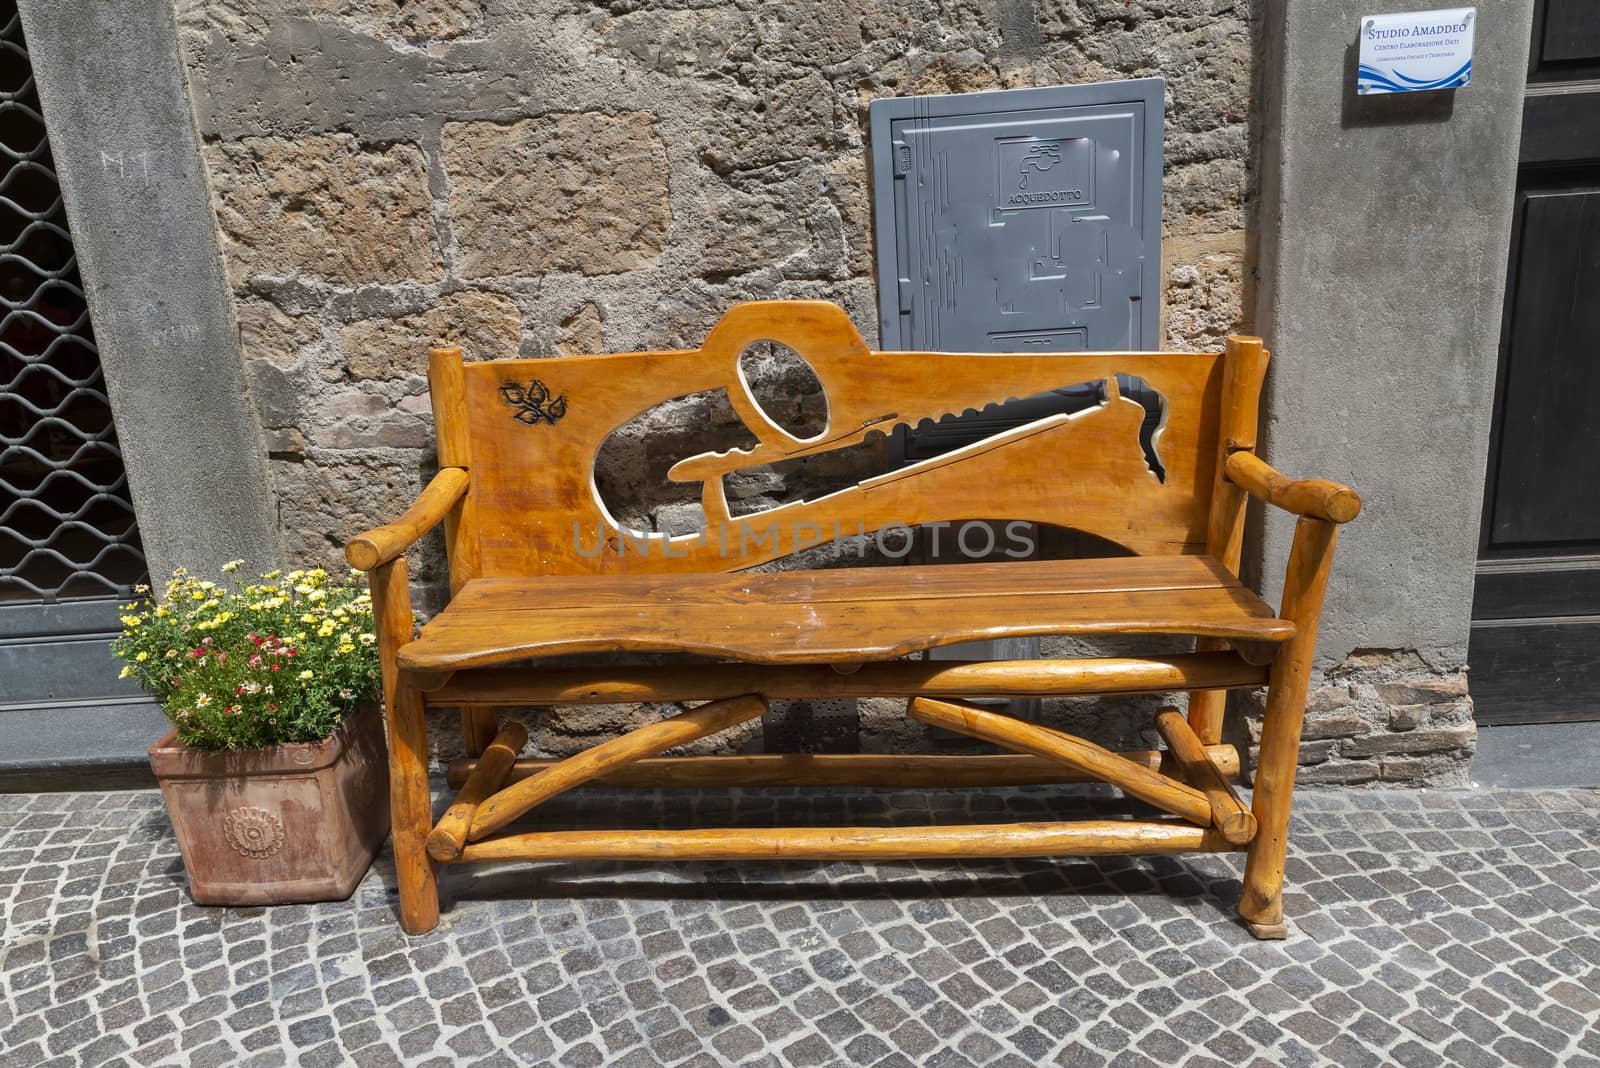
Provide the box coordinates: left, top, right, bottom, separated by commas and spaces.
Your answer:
428, 347, 482, 594
458, 301, 1224, 576
368, 558, 437, 935
1189, 335, 1271, 743
459, 709, 500, 757
446, 747, 1243, 790
342, 302, 1357, 937
1224, 451, 1362, 524
1154, 708, 1256, 845
908, 698, 1213, 827
398, 556, 1293, 672
452, 820, 1237, 864
470, 695, 767, 841
346, 467, 469, 572
420, 653, 1269, 705
426, 720, 528, 862
1239, 516, 1338, 939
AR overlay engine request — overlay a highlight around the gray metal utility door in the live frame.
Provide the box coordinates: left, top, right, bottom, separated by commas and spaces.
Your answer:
870, 80, 1164, 354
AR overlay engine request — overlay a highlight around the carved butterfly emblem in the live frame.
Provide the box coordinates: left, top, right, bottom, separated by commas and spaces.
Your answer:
500, 380, 568, 425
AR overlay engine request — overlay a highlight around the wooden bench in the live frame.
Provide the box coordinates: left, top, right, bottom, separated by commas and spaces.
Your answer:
347, 300, 1360, 937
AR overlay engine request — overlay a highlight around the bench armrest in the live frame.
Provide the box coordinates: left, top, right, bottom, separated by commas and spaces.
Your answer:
346, 467, 470, 571
1224, 451, 1361, 524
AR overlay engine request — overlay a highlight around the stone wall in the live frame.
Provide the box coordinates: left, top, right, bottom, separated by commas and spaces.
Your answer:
173, 0, 1482, 780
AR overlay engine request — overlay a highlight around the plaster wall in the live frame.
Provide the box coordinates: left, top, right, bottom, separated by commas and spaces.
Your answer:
1247, 0, 1534, 784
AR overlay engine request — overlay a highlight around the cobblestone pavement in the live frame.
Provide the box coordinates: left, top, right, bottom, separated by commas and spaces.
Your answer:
3, 786, 1600, 1067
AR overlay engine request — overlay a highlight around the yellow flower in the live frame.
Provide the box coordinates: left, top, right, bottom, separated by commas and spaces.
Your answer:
298, 669, 314, 680
215, 612, 232, 624
165, 650, 177, 659
339, 643, 355, 654
318, 625, 336, 638
300, 613, 318, 624
118, 666, 133, 679
264, 569, 281, 580
306, 589, 326, 602
135, 651, 149, 662
154, 605, 171, 618
120, 615, 142, 628
195, 692, 212, 708
191, 591, 205, 601
222, 559, 243, 573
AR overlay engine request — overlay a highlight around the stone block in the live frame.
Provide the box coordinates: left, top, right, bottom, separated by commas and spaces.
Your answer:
270, 458, 446, 583
1163, 158, 1248, 235
695, 75, 834, 176
597, 7, 750, 76
244, 358, 301, 428
1388, 705, 1425, 732
1340, 725, 1477, 759
1251, 739, 1337, 767
340, 291, 522, 380
1294, 760, 1379, 786
557, 303, 605, 356
1162, 239, 1245, 350
317, 416, 432, 451
1376, 677, 1469, 706
1378, 757, 1433, 782
698, 172, 849, 282
443, 114, 670, 278
1301, 713, 1369, 741
236, 300, 322, 370
1305, 684, 1355, 714
263, 427, 307, 458
206, 135, 441, 286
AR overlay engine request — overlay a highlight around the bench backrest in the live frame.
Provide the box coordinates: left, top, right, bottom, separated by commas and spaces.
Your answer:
427, 301, 1267, 581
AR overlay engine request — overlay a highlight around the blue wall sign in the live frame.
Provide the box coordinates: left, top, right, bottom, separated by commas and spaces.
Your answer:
1358, 7, 1476, 94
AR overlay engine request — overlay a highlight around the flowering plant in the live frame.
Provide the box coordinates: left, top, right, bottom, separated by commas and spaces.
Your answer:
112, 563, 380, 751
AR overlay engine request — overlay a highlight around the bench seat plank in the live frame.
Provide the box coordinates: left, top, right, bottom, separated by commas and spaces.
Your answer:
397, 555, 1294, 671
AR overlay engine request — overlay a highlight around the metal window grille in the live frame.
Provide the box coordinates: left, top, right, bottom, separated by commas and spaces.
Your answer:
0, 0, 145, 603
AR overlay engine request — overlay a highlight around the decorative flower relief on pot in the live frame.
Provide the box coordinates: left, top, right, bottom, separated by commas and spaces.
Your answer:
223, 806, 285, 860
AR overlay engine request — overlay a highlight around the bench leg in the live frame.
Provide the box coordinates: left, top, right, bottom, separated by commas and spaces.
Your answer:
460, 707, 500, 758
369, 556, 440, 935
390, 682, 440, 935
1239, 517, 1336, 940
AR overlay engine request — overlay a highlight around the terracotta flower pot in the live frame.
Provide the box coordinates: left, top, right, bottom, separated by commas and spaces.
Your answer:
148, 701, 390, 906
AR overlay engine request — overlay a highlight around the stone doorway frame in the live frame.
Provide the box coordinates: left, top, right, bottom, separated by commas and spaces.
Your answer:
18, 0, 277, 581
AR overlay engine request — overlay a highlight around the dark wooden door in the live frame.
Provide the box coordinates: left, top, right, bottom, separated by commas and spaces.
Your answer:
1470, 0, 1600, 725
